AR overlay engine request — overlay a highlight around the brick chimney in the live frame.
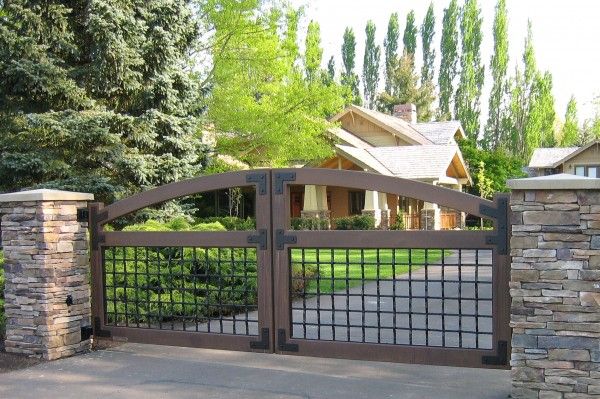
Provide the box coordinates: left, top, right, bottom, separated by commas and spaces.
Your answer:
393, 103, 417, 124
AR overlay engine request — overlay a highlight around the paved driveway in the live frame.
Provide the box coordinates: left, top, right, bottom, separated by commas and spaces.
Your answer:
0, 343, 510, 399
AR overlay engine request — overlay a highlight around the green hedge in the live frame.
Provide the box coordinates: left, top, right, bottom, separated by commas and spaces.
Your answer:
290, 217, 329, 231
333, 215, 376, 230
194, 216, 256, 231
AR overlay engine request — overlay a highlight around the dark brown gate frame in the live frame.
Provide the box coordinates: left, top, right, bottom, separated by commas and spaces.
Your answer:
87, 168, 510, 369
270, 168, 510, 369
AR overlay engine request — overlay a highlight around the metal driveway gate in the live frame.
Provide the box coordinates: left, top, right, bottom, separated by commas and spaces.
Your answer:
89, 169, 510, 369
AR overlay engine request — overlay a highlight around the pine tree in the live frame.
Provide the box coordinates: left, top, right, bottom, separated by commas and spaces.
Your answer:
305, 20, 323, 82
403, 11, 418, 57
561, 96, 579, 146
438, 0, 460, 120
362, 20, 381, 109
341, 27, 361, 105
483, 0, 509, 150
420, 3, 436, 85
384, 13, 400, 94
0, 0, 205, 202
455, 0, 485, 141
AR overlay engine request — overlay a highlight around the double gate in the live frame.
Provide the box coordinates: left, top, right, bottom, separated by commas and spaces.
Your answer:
89, 169, 510, 369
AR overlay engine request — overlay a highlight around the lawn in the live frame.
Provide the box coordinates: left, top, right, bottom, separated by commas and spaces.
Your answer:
290, 248, 444, 295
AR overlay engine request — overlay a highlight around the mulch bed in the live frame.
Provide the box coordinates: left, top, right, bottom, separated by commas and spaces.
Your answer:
0, 338, 44, 373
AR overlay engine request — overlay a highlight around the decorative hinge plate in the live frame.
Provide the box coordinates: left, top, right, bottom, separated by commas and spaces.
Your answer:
250, 328, 270, 350
247, 229, 268, 250
277, 329, 299, 352
274, 172, 296, 194
246, 172, 267, 195
482, 340, 508, 366
275, 229, 297, 250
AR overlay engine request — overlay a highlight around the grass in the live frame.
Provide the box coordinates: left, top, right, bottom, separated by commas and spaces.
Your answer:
290, 248, 445, 295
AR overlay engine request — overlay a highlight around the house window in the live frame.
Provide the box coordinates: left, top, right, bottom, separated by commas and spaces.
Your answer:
575, 165, 600, 177
348, 191, 365, 215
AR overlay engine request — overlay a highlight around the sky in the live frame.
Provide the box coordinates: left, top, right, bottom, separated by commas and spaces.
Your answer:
291, 0, 600, 123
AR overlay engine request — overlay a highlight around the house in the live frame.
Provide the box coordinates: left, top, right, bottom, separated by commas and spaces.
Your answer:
295, 103, 472, 230
528, 141, 600, 178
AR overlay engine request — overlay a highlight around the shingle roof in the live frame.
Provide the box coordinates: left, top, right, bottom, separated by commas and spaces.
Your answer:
411, 121, 464, 144
529, 147, 579, 168
329, 127, 373, 149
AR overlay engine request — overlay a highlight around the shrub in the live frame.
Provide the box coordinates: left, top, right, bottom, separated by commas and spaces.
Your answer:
290, 217, 329, 230
291, 263, 317, 297
195, 216, 256, 231
390, 212, 405, 230
334, 215, 376, 230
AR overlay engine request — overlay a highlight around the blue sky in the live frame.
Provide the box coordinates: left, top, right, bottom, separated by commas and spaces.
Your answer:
292, 0, 600, 123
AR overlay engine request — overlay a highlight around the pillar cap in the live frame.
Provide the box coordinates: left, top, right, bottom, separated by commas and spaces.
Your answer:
0, 189, 94, 202
508, 174, 600, 190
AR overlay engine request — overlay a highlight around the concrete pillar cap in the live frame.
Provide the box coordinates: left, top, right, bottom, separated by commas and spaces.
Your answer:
508, 174, 600, 190
0, 189, 94, 202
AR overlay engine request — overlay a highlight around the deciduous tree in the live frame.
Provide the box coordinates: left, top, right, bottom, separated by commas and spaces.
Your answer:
384, 13, 400, 93
561, 96, 580, 146
420, 3, 436, 85
362, 20, 381, 109
438, 0, 460, 120
341, 27, 361, 105
403, 11, 418, 57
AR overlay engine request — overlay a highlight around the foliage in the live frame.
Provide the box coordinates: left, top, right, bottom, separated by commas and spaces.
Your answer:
326, 56, 336, 84
438, 0, 460, 120
305, 21, 323, 82
334, 215, 376, 230
384, 13, 400, 94
581, 97, 600, 144
403, 11, 418, 57
476, 161, 494, 200
341, 27, 362, 105
483, 0, 510, 150
389, 213, 405, 230
0, 0, 205, 202
376, 54, 435, 122
560, 96, 580, 146
420, 3, 436, 85
362, 20, 381, 109
455, 0, 485, 140
290, 217, 329, 231
195, 217, 256, 231
209, 5, 345, 167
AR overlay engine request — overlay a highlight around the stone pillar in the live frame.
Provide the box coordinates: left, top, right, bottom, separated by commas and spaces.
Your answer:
301, 185, 330, 228
0, 189, 94, 360
378, 193, 391, 230
508, 175, 600, 399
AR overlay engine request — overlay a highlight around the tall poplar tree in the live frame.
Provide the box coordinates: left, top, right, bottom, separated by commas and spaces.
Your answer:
483, 0, 509, 150
403, 11, 418, 57
438, 0, 460, 120
305, 20, 323, 82
420, 3, 436, 85
341, 27, 361, 105
362, 20, 381, 109
384, 13, 400, 94
326, 56, 336, 84
454, 0, 484, 141
561, 96, 579, 146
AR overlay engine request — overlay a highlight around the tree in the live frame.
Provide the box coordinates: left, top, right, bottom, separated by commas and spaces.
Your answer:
420, 3, 436, 85
377, 54, 435, 122
403, 10, 418, 57
326, 56, 336, 84
528, 71, 557, 148
561, 96, 579, 146
341, 27, 361, 105
305, 20, 323, 82
362, 20, 381, 109
384, 13, 400, 93
438, 0, 460, 120
581, 97, 600, 143
483, 0, 509, 150
455, 0, 485, 141
0, 0, 205, 202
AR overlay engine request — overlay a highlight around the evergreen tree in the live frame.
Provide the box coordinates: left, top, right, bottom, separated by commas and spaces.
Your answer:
483, 0, 509, 150
561, 96, 579, 146
403, 11, 418, 57
384, 13, 400, 93
305, 20, 323, 82
438, 0, 460, 120
362, 20, 381, 109
420, 3, 436, 85
455, 0, 484, 141
341, 27, 361, 105
0, 0, 205, 202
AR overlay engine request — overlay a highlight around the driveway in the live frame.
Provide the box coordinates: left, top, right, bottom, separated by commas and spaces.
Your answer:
0, 343, 510, 399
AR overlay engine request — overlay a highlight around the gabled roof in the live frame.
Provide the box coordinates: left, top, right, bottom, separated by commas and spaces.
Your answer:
553, 141, 600, 167
412, 121, 465, 144
329, 127, 373, 149
529, 147, 579, 168
331, 105, 432, 145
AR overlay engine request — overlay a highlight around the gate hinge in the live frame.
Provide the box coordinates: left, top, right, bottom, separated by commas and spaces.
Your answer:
93, 316, 112, 338
247, 229, 268, 250
276, 229, 297, 250
250, 328, 270, 350
77, 208, 89, 223
246, 172, 267, 195
480, 196, 509, 255
274, 172, 296, 194
277, 329, 298, 352
482, 340, 508, 366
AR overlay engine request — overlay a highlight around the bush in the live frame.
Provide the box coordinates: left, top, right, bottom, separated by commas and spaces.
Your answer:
195, 216, 256, 231
334, 215, 376, 230
390, 212, 405, 230
290, 217, 329, 230
291, 263, 318, 297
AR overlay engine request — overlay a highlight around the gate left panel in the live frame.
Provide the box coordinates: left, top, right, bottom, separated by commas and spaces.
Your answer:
88, 171, 273, 352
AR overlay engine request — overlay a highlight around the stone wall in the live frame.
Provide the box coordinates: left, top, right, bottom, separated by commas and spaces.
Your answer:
509, 178, 600, 399
0, 190, 93, 360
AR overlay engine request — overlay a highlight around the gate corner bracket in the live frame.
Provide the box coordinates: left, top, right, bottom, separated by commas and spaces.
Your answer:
247, 229, 268, 250
246, 172, 268, 195
93, 316, 112, 339
275, 229, 297, 250
481, 340, 508, 366
277, 329, 298, 352
274, 172, 296, 194
480, 196, 509, 255
250, 328, 270, 351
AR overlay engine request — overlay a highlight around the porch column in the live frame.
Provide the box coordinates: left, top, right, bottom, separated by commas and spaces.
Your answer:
301, 185, 330, 225
362, 190, 383, 228
378, 192, 390, 230
456, 183, 466, 229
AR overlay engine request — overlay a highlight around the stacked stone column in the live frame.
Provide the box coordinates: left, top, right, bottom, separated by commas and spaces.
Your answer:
509, 176, 600, 399
0, 189, 93, 360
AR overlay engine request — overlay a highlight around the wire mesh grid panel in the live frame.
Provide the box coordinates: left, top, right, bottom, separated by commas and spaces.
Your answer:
103, 246, 259, 336
289, 248, 493, 349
